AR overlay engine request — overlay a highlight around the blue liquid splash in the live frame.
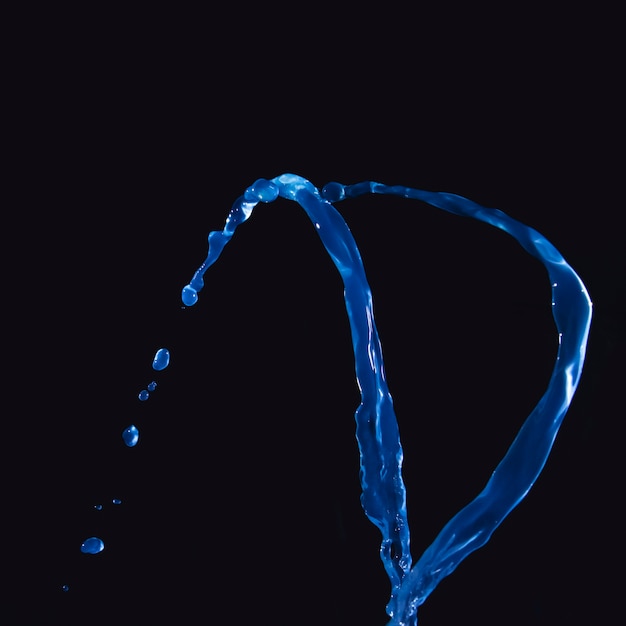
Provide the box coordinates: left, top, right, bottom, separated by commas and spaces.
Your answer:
80, 537, 104, 555
122, 425, 139, 447
181, 174, 592, 625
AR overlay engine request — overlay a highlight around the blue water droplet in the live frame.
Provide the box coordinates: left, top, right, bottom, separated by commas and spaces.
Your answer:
181, 285, 198, 306
61, 584, 69, 592
152, 348, 170, 371
94, 504, 103, 510
138, 389, 150, 401
112, 498, 122, 505
80, 537, 104, 554
147, 381, 157, 392
122, 425, 139, 447
172, 175, 593, 621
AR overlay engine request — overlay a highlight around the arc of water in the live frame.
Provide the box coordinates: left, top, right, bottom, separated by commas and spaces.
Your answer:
182, 174, 592, 625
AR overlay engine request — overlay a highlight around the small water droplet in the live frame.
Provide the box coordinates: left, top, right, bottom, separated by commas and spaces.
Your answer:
181, 285, 198, 306
61, 584, 69, 592
80, 537, 104, 554
147, 381, 157, 392
152, 348, 170, 371
122, 425, 139, 447
112, 498, 122, 505
138, 389, 150, 401
94, 504, 103, 510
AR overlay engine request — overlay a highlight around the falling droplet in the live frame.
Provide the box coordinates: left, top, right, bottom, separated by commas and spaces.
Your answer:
94, 504, 103, 511
61, 584, 69, 592
112, 498, 122, 505
138, 389, 150, 401
152, 348, 170, 371
80, 537, 104, 554
181, 285, 198, 306
122, 425, 139, 447
147, 381, 157, 392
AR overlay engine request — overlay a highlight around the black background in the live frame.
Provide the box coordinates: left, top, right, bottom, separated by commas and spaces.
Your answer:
5, 6, 623, 625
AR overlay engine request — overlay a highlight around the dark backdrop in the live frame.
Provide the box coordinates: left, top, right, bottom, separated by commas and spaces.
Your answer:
6, 7, 622, 625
